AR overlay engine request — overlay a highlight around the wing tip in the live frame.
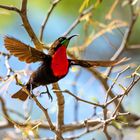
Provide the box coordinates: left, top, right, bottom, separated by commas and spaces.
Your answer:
4, 35, 15, 42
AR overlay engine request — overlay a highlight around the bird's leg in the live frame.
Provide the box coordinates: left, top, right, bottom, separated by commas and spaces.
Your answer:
40, 86, 53, 101
46, 86, 53, 101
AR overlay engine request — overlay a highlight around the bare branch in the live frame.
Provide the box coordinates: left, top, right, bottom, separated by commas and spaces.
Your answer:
105, 3, 139, 76
103, 124, 111, 140
0, 1, 43, 50
112, 75, 140, 117
52, 82, 64, 140
7, 109, 27, 120
30, 95, 55, 129
20, 0, 43, 50
40, 0, 62, 41
105, 66, 130, 102
105, 0, 120, 20
15, 77, 64, 140
88, 68, 124, 110
0, 5, 20, 13
0, 97, 13, 125
73, 70, 82, 122
53, 89, 104, 107
0, 1, 140, 139
63, 5, 94, 36
105, 94, 123, 106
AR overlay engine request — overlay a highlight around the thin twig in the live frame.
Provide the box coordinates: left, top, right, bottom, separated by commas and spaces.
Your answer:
63, 5, 94, 36
0, 97, 13, 125
88, 68, 122, 109
112, 75, 140, 117
105, 66, 130, 102
103, 124, 111, 140
0, 5, 20, 13
20, 0, 43, 50
72, 69, 82, 122
105, 94, 123, 106
30, 95, 55, 129
15, 77, 64, 140
69, 20, 127, 53
105, 0, 120, 20
105, 3, 139, 76
40, 0, 61, 41
7, 109, 27, 120
0, 1, 43, 50
53, 89, 104, 107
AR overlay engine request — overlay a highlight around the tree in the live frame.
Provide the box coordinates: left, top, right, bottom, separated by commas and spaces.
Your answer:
0, 0, 140, 139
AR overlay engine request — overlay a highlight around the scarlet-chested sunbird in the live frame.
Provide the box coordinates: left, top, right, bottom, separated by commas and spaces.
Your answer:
4, 35, 126, 101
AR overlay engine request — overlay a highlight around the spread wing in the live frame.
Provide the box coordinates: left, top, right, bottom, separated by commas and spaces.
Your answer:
69, 57, 127, 67
4, 36, 48, 63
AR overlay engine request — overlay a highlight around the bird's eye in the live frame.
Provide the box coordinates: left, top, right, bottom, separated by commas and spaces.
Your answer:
58, 37, 66, 42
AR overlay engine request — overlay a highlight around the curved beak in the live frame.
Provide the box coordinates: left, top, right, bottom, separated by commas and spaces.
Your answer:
67, 34, 79, 40
62, 34, 79, 48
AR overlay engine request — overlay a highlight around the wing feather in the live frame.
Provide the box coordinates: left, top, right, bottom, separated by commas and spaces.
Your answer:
4, 36, 48, 63
69, 57, 128, 67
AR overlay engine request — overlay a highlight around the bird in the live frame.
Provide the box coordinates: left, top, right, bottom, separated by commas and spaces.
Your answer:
4, 35, 126, 101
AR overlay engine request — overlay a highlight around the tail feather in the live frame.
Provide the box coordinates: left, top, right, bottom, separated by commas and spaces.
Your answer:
11, 88, 28, 101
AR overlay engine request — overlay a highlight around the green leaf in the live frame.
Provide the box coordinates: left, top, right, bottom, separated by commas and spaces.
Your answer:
111, 120, 122, 129
79, 0, 90, 13
117, 115, 127, 123
118, 84, 127, 91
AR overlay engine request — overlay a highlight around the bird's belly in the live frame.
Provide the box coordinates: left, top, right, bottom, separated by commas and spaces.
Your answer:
29, 65, 67, 87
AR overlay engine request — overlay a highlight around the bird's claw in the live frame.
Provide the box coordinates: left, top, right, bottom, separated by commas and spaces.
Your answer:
40, 91, 53, 102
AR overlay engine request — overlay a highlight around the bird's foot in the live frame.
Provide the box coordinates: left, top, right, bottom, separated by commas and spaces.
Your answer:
40, 86, 53, 101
